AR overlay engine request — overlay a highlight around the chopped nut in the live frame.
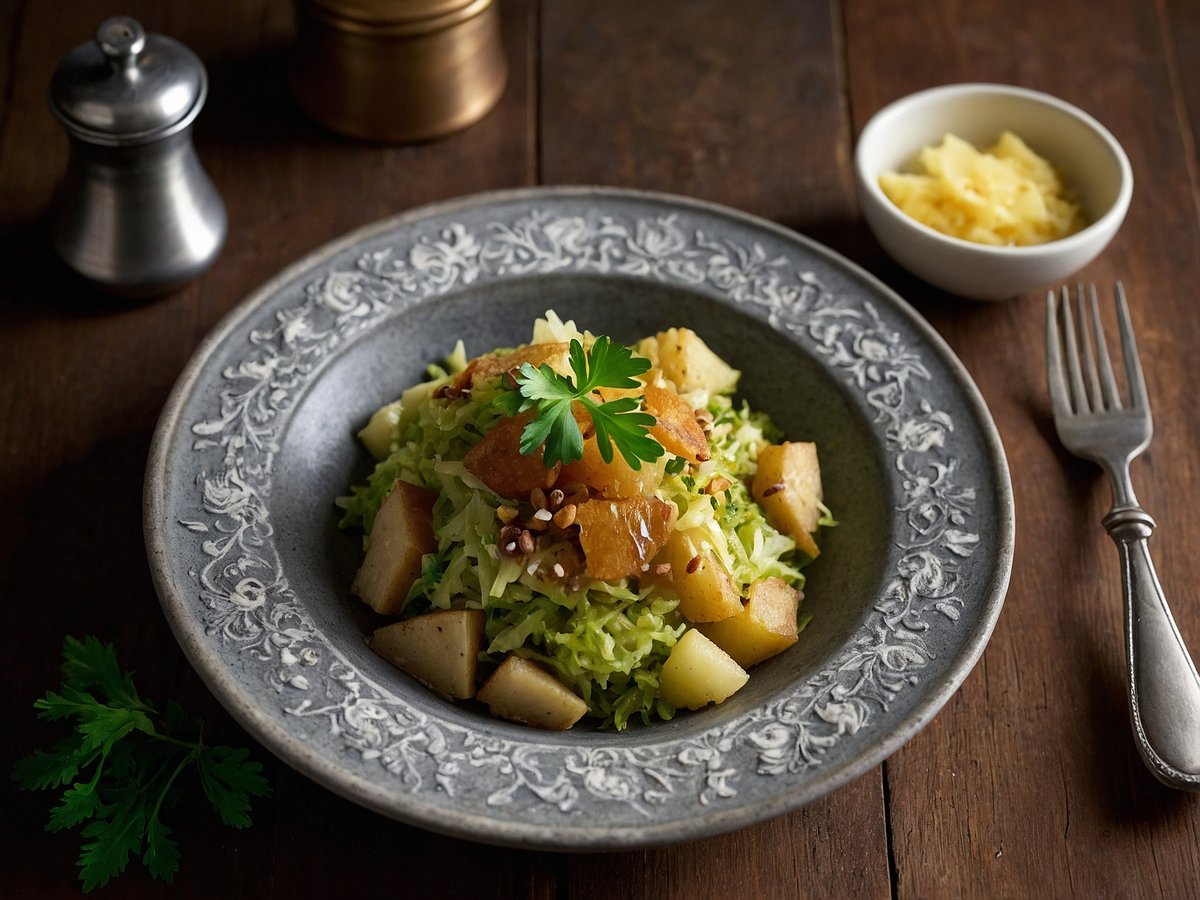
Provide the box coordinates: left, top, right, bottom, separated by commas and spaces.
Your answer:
552, 563, 566, 578
552, 503, 577, 529
532, 508, 553, 522
433, 383, 467, 401
526, 516, 549, 532
686, 554, 702, 574
563, 484, 590, 507
517, 530, 536, 555
761, 482, 786, 498
530, 487, 548, 510
496, 505, 520, 524
548, 489, 565, 511
704, 475, 732, 495
498, 524, 529, 554
653, 563, 672, 576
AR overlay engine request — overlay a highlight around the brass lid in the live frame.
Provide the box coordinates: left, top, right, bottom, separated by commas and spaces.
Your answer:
305, 0, 488, 31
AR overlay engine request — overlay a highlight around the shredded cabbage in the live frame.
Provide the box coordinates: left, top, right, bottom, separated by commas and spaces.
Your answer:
338, 317, 821, 729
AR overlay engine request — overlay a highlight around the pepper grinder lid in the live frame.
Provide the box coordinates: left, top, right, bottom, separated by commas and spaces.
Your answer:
48, 16, 207, 146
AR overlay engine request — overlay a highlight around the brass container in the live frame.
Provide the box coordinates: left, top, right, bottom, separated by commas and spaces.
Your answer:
290, 0, 506, 142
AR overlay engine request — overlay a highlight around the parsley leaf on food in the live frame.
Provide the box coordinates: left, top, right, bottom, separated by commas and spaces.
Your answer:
12, 636, 271, 892
664, 455, 687, 476
493, 336, 665, 470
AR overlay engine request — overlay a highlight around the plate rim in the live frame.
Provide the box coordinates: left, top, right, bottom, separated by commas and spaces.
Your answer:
144, 184, 1014, 848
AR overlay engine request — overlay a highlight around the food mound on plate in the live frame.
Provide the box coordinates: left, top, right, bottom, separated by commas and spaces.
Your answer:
337, 312, 832, 731
879, 130, 1086, 246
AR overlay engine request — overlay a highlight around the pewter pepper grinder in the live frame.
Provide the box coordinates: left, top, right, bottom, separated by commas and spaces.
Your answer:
48, 17, 226, 296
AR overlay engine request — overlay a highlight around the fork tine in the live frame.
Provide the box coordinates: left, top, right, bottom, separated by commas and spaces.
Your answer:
1075, 284, 1105, 411
1114, 282, 1151, 413
1085, 283, 1122, 410
1046, 289, 1072, 419
1060, 285, 1090, 414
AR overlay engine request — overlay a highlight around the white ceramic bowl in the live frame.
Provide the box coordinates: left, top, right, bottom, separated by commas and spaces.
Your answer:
854, 83, 1132, 301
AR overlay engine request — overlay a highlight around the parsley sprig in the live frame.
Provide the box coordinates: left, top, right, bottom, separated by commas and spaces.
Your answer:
12, 636, 271, 892
494, 336, 665, 470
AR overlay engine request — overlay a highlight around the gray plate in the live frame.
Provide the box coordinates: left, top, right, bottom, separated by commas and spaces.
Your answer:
145, 186, 1013, 849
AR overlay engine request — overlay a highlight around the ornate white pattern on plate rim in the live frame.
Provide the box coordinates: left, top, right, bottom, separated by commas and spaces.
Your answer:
149, 187, 1011, 845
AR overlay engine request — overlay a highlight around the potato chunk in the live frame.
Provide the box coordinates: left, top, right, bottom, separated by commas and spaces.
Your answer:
644, 382, 710, 463
370, 609, 485, 699
476, 655, 588, 730
558, 399, 665, 498
700, 577, 800, 667
751, 442, 823, 559
463, 412, 561, 500
644, 328, 740, 395
574, 497, 677, 581
560, 435, 666, 498
454, 342, 572, 391
653, 528, 743, 622
658, 629, 749, 710
351, 481, 438, 616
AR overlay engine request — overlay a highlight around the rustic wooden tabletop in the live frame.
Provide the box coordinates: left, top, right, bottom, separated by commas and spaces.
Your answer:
3, 0, 1198, 897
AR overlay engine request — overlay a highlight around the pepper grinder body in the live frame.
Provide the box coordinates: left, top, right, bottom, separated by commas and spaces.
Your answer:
53, 129, 226, 297
49, 17, 226, 297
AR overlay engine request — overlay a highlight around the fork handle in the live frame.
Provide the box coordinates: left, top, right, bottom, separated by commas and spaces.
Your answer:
1105, 506, 1200, 791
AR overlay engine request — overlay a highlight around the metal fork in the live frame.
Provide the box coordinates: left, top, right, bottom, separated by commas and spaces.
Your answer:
1046, 283, 1200, 791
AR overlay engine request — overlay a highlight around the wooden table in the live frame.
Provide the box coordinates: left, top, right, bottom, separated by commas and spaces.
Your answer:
3, 1, 1198, 896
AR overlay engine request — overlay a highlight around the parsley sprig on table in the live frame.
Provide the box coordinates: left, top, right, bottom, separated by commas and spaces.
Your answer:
12, 636, 271, 892
494, 336, 665, 470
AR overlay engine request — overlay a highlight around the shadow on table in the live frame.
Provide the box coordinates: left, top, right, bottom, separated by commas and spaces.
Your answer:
199, 39, 325, 152
0, 212, 205, 318
0, 214, 89, 317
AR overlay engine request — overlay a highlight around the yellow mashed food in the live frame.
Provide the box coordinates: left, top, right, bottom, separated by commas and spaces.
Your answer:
879, 131, 1085, 246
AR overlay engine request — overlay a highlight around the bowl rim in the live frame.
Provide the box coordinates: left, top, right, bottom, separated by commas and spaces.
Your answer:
854, 82, 1133, 259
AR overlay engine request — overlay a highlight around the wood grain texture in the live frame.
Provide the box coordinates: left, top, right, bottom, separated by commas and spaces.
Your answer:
540, 0, 857, 235
2, 0, 1199, 897
0, 0, 24, 129
567, 773, 889, 900
843, 0, 1200, 897
1165, 0, 1200, 230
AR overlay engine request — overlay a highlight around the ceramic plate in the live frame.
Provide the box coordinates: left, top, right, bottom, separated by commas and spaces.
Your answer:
145, 186, 1013, 849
